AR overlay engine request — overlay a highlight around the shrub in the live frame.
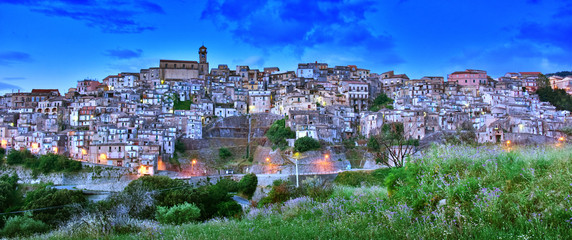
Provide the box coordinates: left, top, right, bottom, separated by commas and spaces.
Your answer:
302, 177, 333, 201
334, 171, 373, 187
216, 178, 239, 192
266, 180, 291, 204
0, 214, 49, 238
0, 173, 21, 213
294, 136, 321, 152
219, 148, 233, 161
371, 168, 392, 182
266, 119, 296, 150
156, 202, 201, 225
6, 149, 34, 165
24, 188, 87, 226
37, 154, 82, 173
216, 201, 242, 218
238, 173, 258, 199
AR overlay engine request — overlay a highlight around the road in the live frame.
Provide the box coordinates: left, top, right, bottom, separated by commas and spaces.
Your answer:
232, 195, 250, 206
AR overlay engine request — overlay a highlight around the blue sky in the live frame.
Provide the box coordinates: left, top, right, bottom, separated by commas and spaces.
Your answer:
0, 0, 570, 94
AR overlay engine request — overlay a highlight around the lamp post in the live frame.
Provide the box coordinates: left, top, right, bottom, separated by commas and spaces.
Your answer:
191, 159, 197, 175
293, 152, 301, 187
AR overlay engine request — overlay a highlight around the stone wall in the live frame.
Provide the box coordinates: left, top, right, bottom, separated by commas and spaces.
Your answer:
0, 165, 136, 192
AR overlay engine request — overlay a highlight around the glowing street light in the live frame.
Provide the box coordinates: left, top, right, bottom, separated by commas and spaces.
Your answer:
192, 159, 197, 165
266, 157, 270, 162
558, 136, 565, 142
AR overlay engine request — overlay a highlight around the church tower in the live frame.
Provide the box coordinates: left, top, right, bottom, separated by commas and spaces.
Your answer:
198, 45, 209, 76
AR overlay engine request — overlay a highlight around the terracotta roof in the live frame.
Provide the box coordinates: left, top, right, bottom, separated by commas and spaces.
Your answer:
519, 72, 541, 75
31, 89, 60, 95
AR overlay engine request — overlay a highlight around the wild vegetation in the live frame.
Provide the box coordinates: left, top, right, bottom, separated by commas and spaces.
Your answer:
368, 93, 394, 112
5, 150, 82, 175
14, 144, 570, 239
265, 118, 295, 150
294, 136, 321, 152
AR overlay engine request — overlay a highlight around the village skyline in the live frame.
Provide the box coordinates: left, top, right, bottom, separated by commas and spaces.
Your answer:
1, 0, 571, 93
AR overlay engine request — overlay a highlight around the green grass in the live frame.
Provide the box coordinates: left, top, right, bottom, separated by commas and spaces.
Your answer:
27, 144, 572, 239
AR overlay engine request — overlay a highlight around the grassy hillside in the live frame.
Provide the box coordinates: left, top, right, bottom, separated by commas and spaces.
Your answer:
30, 144, 572, 239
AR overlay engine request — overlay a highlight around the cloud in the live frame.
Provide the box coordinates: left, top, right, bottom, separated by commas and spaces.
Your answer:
105, 49, 143, 59
0, 0, 164, 33
201, 0, 402, 66
517, 22, 572, 51
2, 77, 26, 81
0, 82, 22, 91
234, 56, 265, 68
0, 51, 33, 66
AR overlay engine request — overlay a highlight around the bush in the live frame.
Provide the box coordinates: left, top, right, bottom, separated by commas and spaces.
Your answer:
6, 149, 34, 165
216, 178, 239, 192
302, 177, 333, 201
238, 173, 258, 199
294, 136, 321, 152
23, 188, 87, 226
266, 119, 296, 150
334, 171, 373, 187
156, 202, 201, 225
264, 180, 291, 204
37, 154, 82, 173
219, 148, 233, 161
216, 201, 242, 218
0, 174, 21, 213
0, 214, 49, 238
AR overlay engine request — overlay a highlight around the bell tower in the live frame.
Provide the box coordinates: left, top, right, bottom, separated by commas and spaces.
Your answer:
198, 45, 208, 76
199, 45, 207, 63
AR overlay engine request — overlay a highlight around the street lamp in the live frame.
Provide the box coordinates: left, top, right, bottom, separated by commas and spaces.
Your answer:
293, 152, 301, 187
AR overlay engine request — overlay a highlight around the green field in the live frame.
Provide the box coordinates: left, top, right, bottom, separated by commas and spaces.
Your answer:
28, 144, 572, 239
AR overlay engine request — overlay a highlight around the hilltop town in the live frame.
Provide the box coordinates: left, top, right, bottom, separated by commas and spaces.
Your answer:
1, 45, 570, 175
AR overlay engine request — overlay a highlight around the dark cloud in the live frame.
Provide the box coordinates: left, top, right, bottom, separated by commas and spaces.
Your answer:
201, 0, 401, 65
518, 22, 572, 51
0, 82, 22, 91
105, 49, 143, 59
138, 0, 165, 14
0, 51, 33, 66
0, 0, 164, 33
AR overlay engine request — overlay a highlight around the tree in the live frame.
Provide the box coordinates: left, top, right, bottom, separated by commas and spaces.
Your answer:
23, 188, 87, 226
238, 173, 258, 199
369, 122, 418, 168
369, 93, 394, 111
266, 119, 295, 150
0, 174, 21, 213
536, 73, 550, 89
294, 136, 321, 152
6, 150, 34, 165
